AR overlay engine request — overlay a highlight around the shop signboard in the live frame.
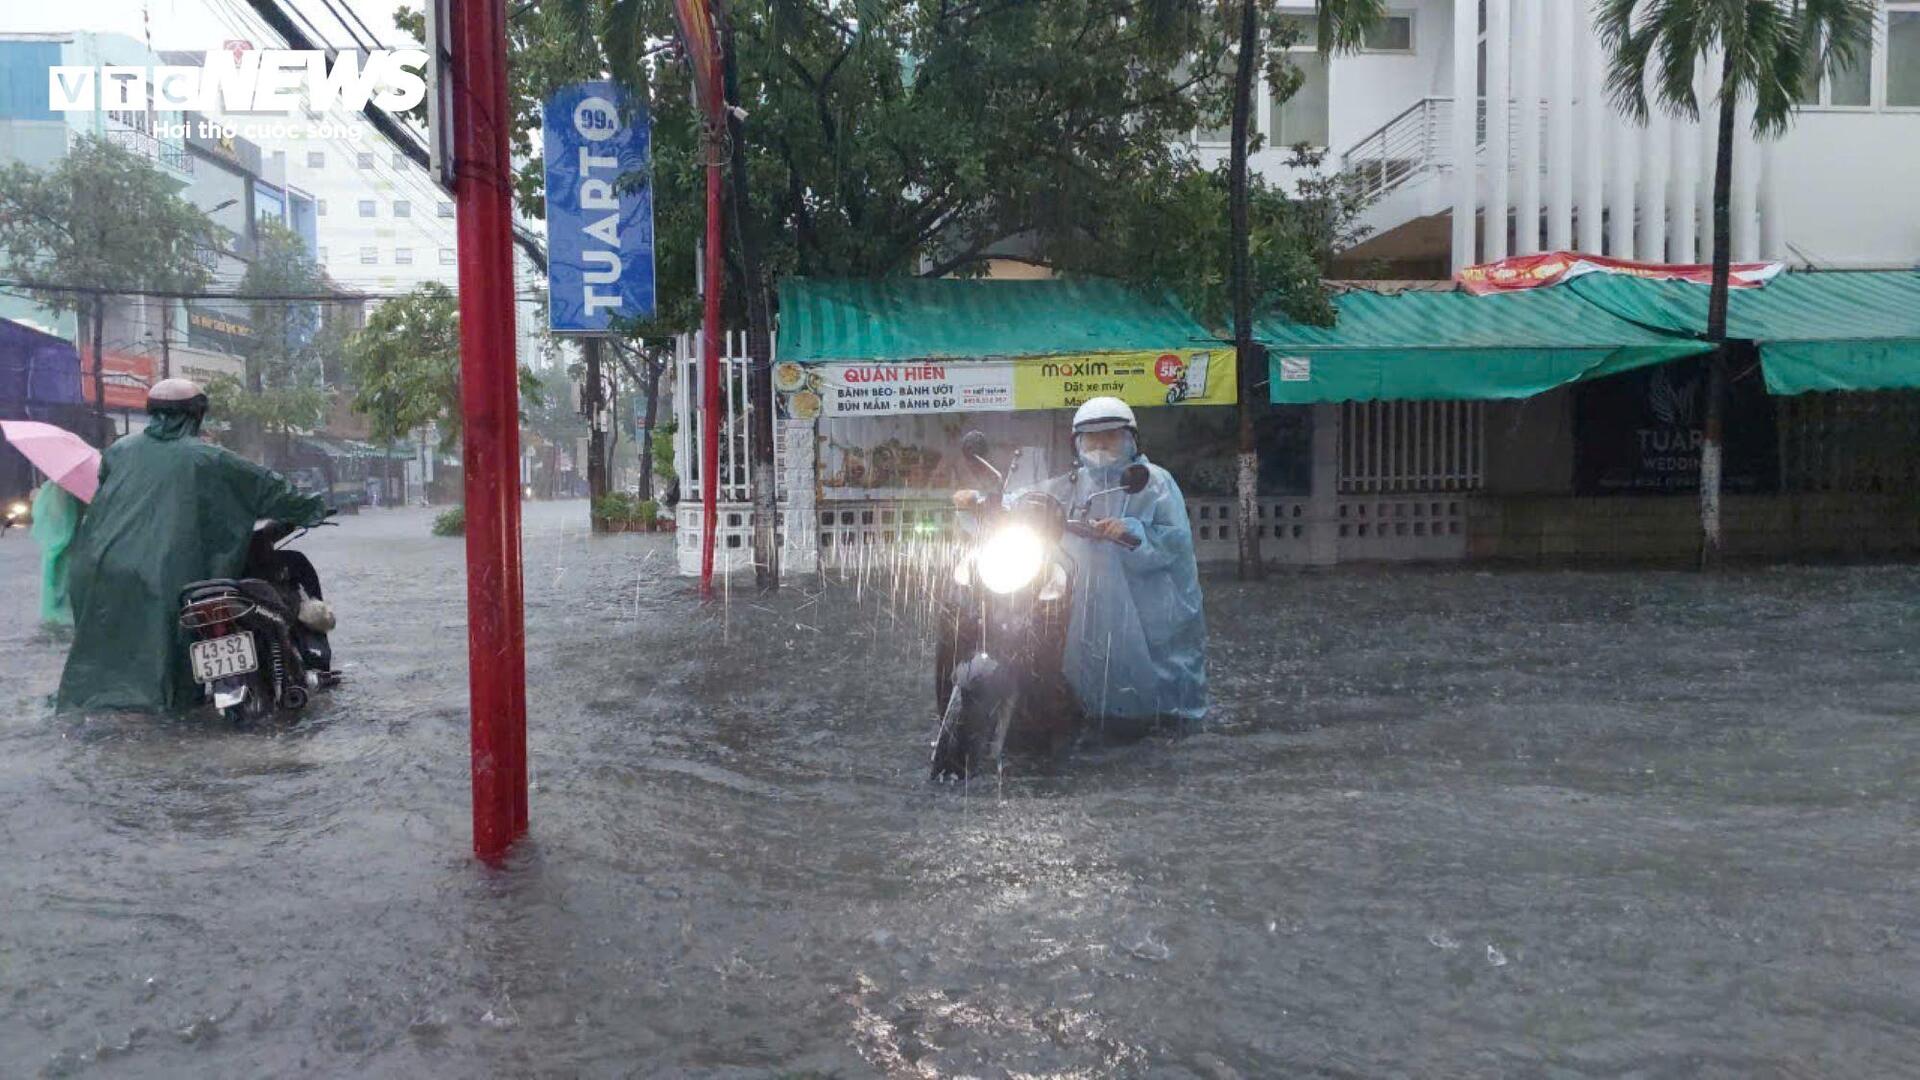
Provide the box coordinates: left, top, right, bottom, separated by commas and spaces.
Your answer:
1573, 355, 1777, 495
776, 348, 1235, 420
186, 304, 254, 353
541, 81, 655, 333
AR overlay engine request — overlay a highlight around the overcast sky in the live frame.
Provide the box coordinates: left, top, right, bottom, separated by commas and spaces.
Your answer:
3, 0, 417, 52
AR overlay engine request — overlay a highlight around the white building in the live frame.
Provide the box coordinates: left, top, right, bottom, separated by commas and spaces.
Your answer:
1198, 1, 1920, 276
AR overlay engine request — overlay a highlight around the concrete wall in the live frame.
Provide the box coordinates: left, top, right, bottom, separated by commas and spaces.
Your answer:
1469, 493, 1920, 565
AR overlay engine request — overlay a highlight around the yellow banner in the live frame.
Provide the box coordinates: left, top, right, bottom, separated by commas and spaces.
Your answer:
1011, 348, 1236, 410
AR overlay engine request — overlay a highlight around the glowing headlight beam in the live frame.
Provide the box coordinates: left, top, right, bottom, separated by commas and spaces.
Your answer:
976, 525, 1045, 594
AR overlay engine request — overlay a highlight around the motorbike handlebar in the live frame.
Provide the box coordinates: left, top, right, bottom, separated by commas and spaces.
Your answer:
1064, 519, 1141, 549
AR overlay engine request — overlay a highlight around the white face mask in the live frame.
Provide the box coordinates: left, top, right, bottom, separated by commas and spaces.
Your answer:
1076, 431, 1134, 469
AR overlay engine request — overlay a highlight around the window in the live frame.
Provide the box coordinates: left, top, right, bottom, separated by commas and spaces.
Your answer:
1361, 14, 1414, 53
440, 247, 456, 264
1893, 8, 1920, 107
359, 246, 378, 264
392, 152, 406, 169
1269, 17, 1330, 149
317, 198, 328, 216
317, 247, 328, 263
395, 248, 413, 265
438, 201, 454, 218
358, 199, 376, 217
307, 151, 325, 168
1797, 21, 1874, 107
393, 200, 411, 218
357, 152, 374, 169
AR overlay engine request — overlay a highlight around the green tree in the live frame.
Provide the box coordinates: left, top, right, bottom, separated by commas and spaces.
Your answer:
1599, 0, 1875, 568
345, 282, 542, 452
231, 218, 337, 463
0, 135, 214, 443
204, 373, 329, 465
403, 0, 1377, 576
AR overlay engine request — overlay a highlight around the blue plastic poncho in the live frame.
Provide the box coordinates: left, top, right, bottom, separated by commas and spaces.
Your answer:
1019, 445, 1209, 726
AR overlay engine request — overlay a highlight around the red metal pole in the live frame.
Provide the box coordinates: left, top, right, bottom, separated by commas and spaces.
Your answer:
698, 96, 725, 597
451, 0, 528, 861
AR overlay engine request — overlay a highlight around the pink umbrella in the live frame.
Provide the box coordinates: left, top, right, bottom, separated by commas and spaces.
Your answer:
0, 420, 102, 502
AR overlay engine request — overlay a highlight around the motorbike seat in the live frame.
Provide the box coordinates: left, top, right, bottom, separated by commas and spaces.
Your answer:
179, 578, 290, 613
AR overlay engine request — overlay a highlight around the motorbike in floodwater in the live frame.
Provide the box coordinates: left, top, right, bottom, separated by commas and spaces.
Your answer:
178, 517, 339, 723
930, 432, 1150, 781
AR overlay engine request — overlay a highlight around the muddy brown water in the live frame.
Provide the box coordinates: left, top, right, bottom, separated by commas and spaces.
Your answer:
3, 500, 1918, 1077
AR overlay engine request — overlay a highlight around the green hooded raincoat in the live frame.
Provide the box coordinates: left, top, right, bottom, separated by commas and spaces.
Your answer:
56, 410, 327, 713
30, 481, 84, 625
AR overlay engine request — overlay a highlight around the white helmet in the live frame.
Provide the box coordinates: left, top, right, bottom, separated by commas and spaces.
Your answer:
1071, 396, 1136, 434
146, 377, 208, 414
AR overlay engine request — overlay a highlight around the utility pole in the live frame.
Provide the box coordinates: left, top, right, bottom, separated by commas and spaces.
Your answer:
450, 0, 528, 863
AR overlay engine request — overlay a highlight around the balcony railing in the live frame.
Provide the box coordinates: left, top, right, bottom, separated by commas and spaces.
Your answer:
102, 127, 195, 177
1338, 96, 1550, 203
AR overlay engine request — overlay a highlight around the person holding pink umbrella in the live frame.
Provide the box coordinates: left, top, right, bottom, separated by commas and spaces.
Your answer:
0, 418, 100, 627
29, 480, 84, 625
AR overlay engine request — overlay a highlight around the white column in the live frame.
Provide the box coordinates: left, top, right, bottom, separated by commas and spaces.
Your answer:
1607, 106, 1638, 258
1759, 137, 1786, 260
1308, 403, 1341, 566
1732, 92, 1760, 261
1450, 0, 1479, 271
1485, 0, 1512, 261
1578, 20, 1606, 253
1547, 0, 1576, 249
1638, 65, 1670, 262
1513, 0, 1543, 254
1669, 96, 1698, 264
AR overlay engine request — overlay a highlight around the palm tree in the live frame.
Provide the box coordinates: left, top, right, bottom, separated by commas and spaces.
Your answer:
1598, 0, 1876, 568
1223, 0, 1382, 578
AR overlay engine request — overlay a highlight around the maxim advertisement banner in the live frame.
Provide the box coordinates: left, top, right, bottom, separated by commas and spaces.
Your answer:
776, 348, 1236, 419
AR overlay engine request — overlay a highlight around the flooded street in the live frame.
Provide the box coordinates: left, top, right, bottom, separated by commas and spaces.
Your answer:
4, 499, 1919, 1077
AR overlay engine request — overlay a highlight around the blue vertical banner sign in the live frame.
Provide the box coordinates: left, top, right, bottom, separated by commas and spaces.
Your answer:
542, 82, 656, 333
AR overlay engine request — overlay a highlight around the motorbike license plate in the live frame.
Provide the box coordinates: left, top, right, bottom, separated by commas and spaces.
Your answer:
191, 632, 258, 681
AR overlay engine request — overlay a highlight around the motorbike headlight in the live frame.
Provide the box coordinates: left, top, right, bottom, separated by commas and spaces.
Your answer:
6, 501, 25, 518
976, 524, 1045, 595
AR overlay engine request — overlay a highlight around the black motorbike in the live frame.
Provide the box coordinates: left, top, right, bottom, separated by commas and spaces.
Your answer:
930, 432, 1149, 781
177, 517, 338, 723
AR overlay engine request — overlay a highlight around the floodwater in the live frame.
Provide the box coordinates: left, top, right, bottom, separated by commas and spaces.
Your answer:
3, 500, 1918, 1078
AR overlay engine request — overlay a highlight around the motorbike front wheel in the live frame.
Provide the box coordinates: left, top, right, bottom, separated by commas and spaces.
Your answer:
930, 686, 1016, 782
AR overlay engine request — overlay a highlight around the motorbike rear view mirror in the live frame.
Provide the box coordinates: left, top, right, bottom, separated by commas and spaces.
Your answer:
960, 430, 1003, 482
1121, 463, 1151, 495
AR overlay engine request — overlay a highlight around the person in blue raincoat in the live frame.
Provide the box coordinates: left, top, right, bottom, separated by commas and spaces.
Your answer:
957, 397, 1209, 730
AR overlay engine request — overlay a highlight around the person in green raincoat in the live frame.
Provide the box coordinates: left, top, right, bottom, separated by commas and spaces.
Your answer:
29, 479, 84, 625
57, 379, 328, 713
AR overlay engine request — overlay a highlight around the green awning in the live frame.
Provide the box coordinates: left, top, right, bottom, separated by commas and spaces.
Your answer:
776, 277, 1213, 362
1566, 270, 1920, 396
1260, 287, 1713, 404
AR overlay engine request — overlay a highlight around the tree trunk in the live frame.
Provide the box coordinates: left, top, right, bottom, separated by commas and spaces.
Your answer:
638, 354, 662, 501
90, 299, 109, 446
1700, 53, 1737, 571
723, 14, 780, 590
584, 338, 609, 520
1230, 0, 1264, 580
